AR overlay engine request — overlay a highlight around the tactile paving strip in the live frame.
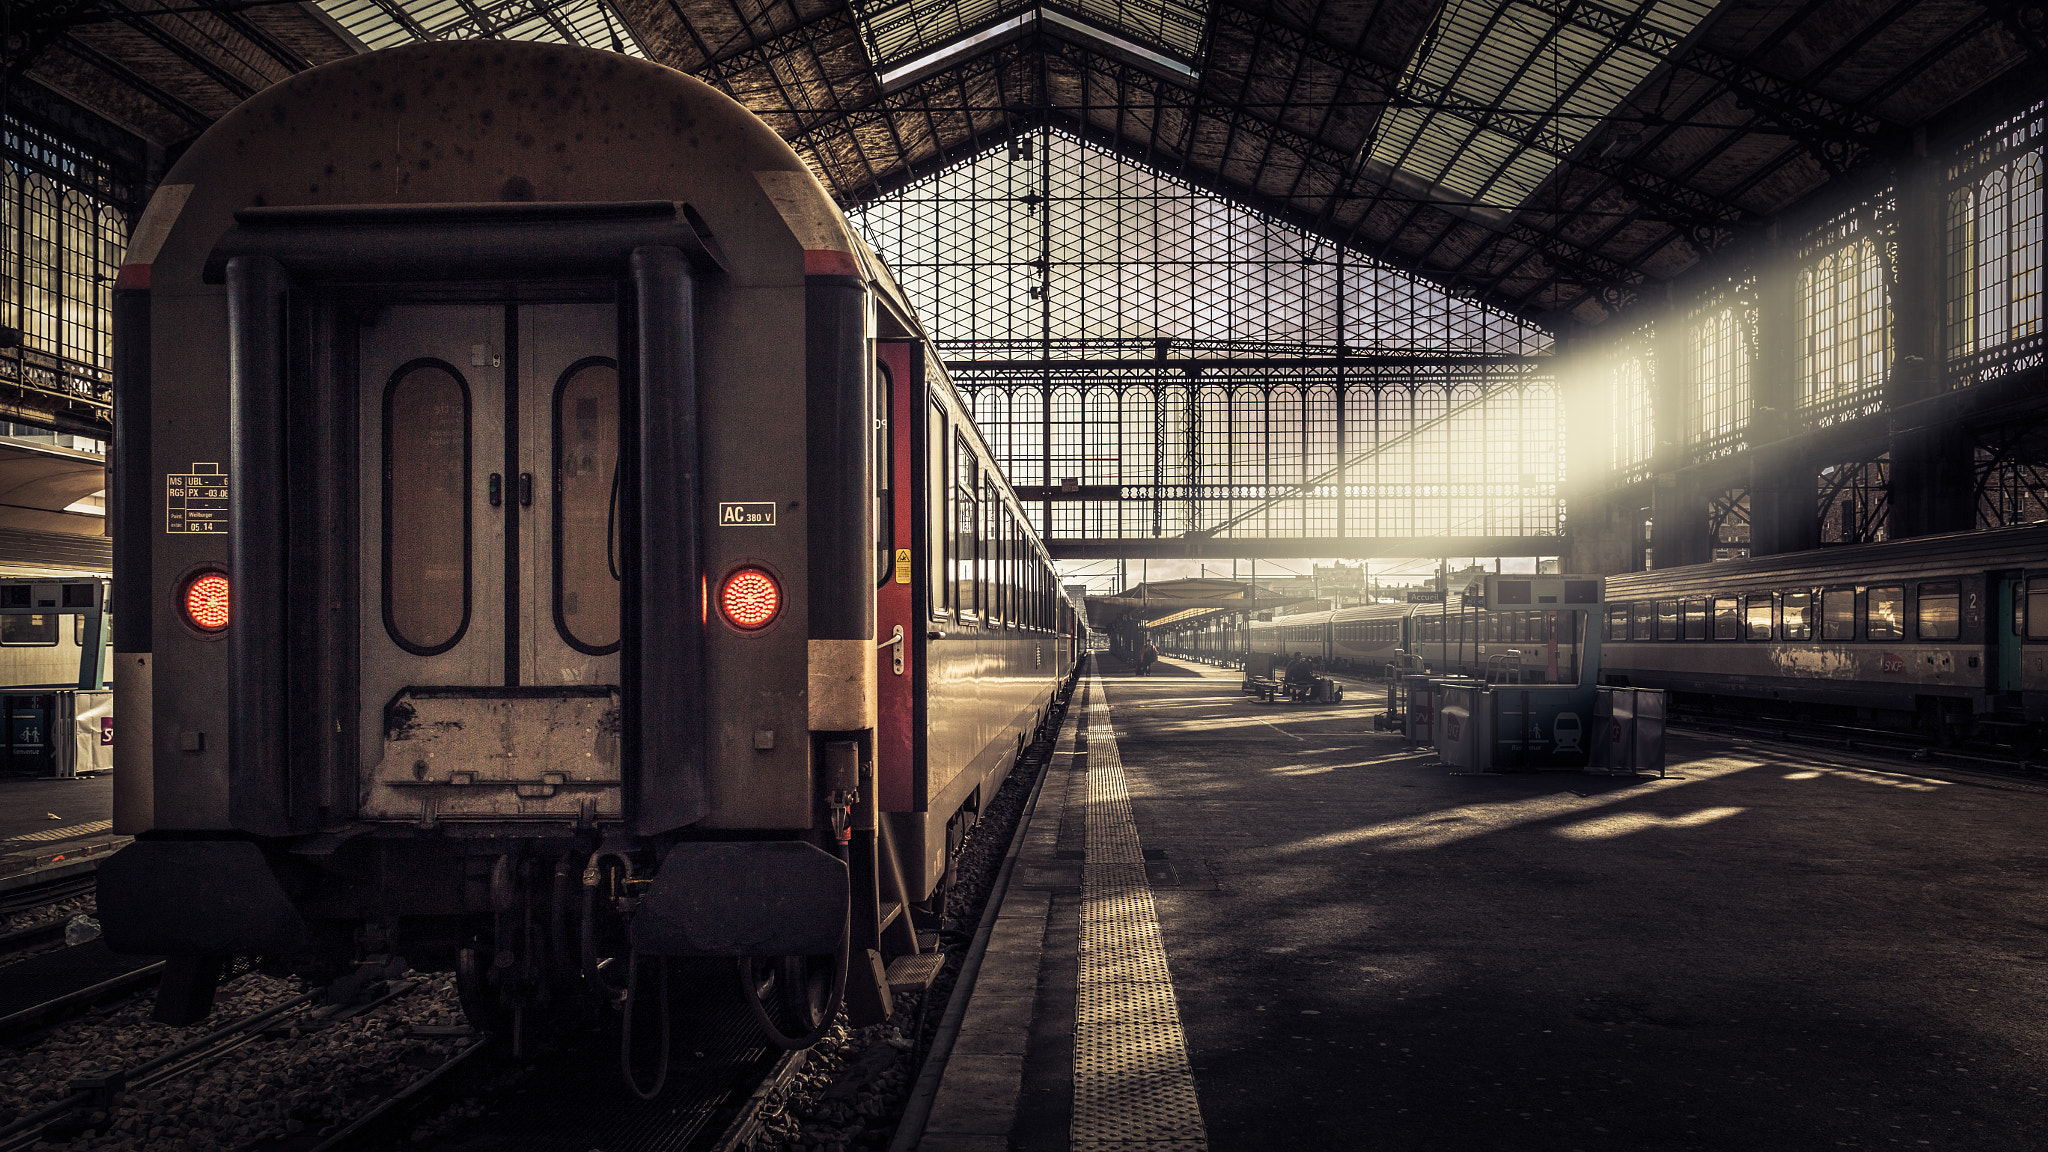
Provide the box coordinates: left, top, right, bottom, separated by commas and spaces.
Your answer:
1072, 666, 1209, 1150
5, 819, 112, 843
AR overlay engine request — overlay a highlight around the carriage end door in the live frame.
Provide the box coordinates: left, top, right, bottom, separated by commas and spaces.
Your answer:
356, 302, 623, 823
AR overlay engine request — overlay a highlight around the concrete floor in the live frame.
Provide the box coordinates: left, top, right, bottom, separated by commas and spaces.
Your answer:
0, 775, 111, 841
0, 775, 115, 881
1103, 657, 2047, 1151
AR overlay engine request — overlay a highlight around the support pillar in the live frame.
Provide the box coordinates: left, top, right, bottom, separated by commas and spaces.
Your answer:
1747, 226, 1820, 556
1888, 134, 1977, 538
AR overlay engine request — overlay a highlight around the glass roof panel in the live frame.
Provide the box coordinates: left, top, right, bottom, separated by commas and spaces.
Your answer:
313, 0, 645, 57
1369, 0, 1716, 211
848, 129, 1550, 360
853, 0, 1210, 69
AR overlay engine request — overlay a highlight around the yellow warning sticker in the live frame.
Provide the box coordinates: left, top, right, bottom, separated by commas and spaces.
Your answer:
894, 548, 912, 584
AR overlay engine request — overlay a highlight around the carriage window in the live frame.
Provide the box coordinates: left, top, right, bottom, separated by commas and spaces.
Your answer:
982, 477, 999, 622
1867, 586, 1904, 640
1916, 582, 1959, 641
1630, 602, 1654, 640
1782, 592, 1812, 641
1712, 598, 1740, 640
986, 496, 1000, 624
1004, 512, 1017, 626
929, 401, 948, 615
1681, 601, 1706, 640
954, 436, 977, 618
1745, 595, 1774, 640
1605, 606, 1628, 641
1, 614, 57, 646
2029, 577, 2048, 640
1822, 588, 1856, 640
384, 361, 470, 655
1024, 554, 1036, 629
553, 360, 620, 654
1656, 601, 1678, 640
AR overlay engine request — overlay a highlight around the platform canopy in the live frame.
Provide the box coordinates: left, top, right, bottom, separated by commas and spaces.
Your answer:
1084, 578, 1316, 633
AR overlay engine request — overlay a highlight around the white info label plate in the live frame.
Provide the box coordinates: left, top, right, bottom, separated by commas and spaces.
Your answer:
167, 463, 229, 534
719, 502, 776, 526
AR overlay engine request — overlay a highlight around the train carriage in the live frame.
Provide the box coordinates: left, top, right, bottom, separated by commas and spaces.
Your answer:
98, 41, 1077, 1052
1601, 523, 2048, 736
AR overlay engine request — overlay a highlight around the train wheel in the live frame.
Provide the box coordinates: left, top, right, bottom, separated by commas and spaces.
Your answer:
739, 949, 843, 1049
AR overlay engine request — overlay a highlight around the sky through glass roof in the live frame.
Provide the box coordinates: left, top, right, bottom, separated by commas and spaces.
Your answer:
852, 0, 1210, 70
1368, 0, 1715, 211
314, 0, 644, 57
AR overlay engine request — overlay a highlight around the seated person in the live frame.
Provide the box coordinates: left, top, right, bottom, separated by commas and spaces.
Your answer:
1284, 652, 1315, 686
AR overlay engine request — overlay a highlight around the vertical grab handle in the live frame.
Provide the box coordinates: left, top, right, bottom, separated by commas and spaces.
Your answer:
519, 472, 533, 507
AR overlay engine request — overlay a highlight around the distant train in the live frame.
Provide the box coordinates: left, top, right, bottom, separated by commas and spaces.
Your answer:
99, 40, 1082, 1072
1170, 598, 1588, 686
1163, 522, 2048, 742
1600, 523, 2048, 738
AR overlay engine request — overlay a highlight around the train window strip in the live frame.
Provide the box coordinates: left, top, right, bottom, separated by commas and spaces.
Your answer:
1867, 586, 1905, 641
928, 398, 949, 618
1916, 582, 1960, 641
1783, 591, 1813, 641
1745, 594, 1775, 641
2028, 577, 2048, 640
1712, 598, 1739, 640
981, 474, 998, 623
1822, 587, 1856, 640
953, 433, 977, 621
0, 614, 58, 646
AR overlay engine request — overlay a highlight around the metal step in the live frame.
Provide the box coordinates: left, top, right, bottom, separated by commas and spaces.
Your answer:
885, 952, 946, 994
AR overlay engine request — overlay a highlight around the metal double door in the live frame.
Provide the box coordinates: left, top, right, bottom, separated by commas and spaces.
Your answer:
355, 302, 623, 818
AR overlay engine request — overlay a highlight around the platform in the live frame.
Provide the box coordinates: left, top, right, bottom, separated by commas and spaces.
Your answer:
916, 656, 2048, 1152
0, 774, 121, 887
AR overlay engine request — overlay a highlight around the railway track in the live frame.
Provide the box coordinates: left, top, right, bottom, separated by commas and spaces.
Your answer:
0, 973, 479, 1152
0, 861, 170, 1044
1665, 711, 2048, 785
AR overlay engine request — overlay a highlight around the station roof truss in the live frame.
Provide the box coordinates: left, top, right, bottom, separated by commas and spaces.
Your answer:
6, 1, 2036, 330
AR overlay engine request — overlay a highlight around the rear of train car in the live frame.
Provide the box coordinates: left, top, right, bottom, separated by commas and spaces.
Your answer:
99, 41, 1072, 1030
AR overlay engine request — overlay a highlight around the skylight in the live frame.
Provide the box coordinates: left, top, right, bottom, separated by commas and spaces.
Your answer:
313, 0, 644, 57
1368, 0, 1716, 212
853, 0, 1209, 73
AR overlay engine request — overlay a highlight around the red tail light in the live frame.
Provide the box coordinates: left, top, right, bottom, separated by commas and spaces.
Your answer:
720, 567, 780, 630
183, 571, 230, 631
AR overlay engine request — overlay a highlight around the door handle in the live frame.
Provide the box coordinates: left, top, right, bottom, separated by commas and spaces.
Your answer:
880, 624, 905, 676
518, 472, 533, 507
489, 473, 503, 507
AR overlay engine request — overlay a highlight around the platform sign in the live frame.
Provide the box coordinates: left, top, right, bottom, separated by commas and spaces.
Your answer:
167, 463, 229, 534
1406, 589, 1444, 603
1482, 574, 1604, 608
